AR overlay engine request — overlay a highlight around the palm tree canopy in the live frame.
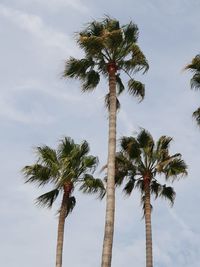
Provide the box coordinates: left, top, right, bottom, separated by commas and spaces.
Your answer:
185, 54, 200, 90
22, 137, 105, 209
115, 129, 188, 205
63, 16, 149, 100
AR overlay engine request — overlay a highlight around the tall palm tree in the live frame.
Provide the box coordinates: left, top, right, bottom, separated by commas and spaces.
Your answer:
63, 17, 149, 267
114, 129, 187, 267
22, 137, 104, 267
185, 54, 200, 125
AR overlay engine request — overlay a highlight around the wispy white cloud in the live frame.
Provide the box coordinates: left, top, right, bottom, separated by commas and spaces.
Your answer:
0, 4, 77, 55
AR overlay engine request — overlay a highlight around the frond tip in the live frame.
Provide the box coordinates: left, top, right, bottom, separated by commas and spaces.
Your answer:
36, 189, 59, 208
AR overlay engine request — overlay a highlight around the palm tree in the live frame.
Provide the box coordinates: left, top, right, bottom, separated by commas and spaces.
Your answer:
22, 137, 104, 267
114, 129, 187, 267
63, 16, 149, 267
185, 54, 200, 125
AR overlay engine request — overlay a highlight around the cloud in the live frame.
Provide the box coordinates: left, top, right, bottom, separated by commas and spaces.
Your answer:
0, 4, 77, 55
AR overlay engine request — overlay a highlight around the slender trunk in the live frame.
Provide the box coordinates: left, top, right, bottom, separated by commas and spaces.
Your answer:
144, 178, 153, 267
56, 183, 72, 267
101, 64, 117, 267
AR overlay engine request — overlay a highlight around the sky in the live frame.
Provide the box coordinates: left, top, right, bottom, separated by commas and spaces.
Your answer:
0, 0, 200, 266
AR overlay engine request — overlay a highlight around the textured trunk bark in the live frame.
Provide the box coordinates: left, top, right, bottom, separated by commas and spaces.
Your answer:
55, 183, 72, 267
144, 178, 153, 267
101, 64, 117, 267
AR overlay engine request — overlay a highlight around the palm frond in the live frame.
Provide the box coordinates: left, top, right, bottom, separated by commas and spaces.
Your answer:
116, 74, 125, 95
66, 196, 76, 216
123, 21, 139, 43
164, 158, 188, 180
137, 129, 154, 150
79, 174, 105, 199
120, 136, 141, 159
128, 79, 145, 100
123, 178, 136, 195
22, 164, 52, 187
150, 180, 162, 198
36, 146, 59, 171
159, 185, 176, 206
36, 189, 59, 208
82, 70, 100, 91
63, 57, 94, 79
58, 137, 75, 160
193, 107, 200, 126
190, 73, 200, 90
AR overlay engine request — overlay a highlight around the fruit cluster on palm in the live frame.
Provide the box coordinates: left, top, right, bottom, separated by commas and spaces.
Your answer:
114, 129, 187, 267
185, 54, 200, 125
63, 16, 148, 267
22, 137, 104, 267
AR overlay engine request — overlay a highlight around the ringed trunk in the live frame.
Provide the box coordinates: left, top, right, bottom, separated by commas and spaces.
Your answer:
144, 178, 153, 267
56, 183, 73, 267
101, 63, 117, 267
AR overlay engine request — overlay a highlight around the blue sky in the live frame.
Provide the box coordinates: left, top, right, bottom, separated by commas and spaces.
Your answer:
0, 1, 200, 266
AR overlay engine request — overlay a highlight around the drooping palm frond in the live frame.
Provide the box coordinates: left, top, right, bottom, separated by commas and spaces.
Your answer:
81, 70, 100, 91
116, 74, 125, 95
66, 196, 76, 216
193, 107, 200, 126
150, 180, 162, 198
128, 79, 145, 100
164, 158, 188, 180
123, 178, 136, 195
79, 174, 105, 199
159, 185, 176, 206
190, 73, 200, 90
36, 189, 59, 208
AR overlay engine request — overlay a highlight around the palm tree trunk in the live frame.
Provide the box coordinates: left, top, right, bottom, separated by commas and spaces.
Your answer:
101, 63, 117, 267
144, 178, 153, 267
56, 183, 72, 267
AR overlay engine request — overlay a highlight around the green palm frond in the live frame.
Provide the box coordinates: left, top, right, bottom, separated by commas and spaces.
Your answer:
66, 196, 76, 216
36, 189, 59, 208
82, 155, 99, 171
123, 178, 136, 195
193, 107, 200, 126
22, 164, 52, 187
190, 73, 200, 90
63, 57, 94, 79
120, 136, 141, 159
137, 129, 154, 150
79, 174, 105, 199
58, 137, 75, 160
36, 146, 59, 171
123, 21, 139, 43
116, 74, 125, 95
128, 79, 145, 100
159, 185, 176, 205
150, 180, 162, 198
164, 158, 188, 180
82, 70, 100, 91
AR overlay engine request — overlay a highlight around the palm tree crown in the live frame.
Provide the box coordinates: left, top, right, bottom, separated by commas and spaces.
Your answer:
115, 129, 187, 202
115, 129, 187, 267
185, 54, 200, 125
63, 16, 149, 101
23, 137, 104, 207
